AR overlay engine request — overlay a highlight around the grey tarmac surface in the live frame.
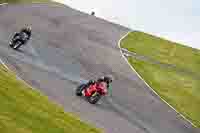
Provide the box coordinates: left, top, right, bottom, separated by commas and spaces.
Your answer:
0, 3, 199, 133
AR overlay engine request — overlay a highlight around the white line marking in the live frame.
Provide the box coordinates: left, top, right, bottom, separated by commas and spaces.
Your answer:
0, 3, 8, 6
0, 26, 196, 128
0, 58, 34, 90
118, 31, 197, 128
0, 58, 9, 70
0, 57, 75, 123
0, 2, 34, 89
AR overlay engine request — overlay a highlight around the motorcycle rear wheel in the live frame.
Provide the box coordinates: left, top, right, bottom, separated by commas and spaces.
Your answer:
76, 84, 86, 96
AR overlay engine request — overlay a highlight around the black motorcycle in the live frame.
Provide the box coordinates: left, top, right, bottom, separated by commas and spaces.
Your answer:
9, 32, 30, 50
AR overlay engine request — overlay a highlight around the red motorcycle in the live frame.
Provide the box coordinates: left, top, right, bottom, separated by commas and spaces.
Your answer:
76, 81, 108, 104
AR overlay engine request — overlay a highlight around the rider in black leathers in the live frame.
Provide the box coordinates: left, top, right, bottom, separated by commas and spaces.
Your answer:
11, 26, 32, 46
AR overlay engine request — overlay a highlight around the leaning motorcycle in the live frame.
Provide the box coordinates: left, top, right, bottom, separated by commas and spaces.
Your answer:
76, 83, 107, 104
9, 32, 29, 50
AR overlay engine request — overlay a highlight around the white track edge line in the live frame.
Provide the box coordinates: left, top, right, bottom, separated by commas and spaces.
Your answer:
0, 58, 34, 90
0, 58, 104, 131
0, 3, 196, 126
118, 31, 197, 128
0, 3, 8, 5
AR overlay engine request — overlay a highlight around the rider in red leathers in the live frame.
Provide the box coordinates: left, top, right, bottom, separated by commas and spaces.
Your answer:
82, 75, 113, 97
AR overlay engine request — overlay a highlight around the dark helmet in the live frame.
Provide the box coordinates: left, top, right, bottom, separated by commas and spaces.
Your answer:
91, 11, 95, 16
88, 80, 95, 85
102, 75, 113, 84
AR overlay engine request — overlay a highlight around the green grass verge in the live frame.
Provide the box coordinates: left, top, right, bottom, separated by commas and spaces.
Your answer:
0, 65, 101, 133
121, 31, 200, 127
128, 57, 200, 127
0, 1, 100, 132
0, 0, 51, 4
121, 31, 200, 74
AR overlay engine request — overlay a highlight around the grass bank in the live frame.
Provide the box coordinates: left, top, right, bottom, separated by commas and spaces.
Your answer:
121, 31, 200, 127
0, 1, 101, 132
0, 65, 101, 133
121, 31, 200, 74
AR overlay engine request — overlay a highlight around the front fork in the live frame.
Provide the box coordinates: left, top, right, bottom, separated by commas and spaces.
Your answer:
91, 91, 98, 97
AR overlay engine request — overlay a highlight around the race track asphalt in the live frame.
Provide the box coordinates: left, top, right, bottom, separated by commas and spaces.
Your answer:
0, 3, 198, 133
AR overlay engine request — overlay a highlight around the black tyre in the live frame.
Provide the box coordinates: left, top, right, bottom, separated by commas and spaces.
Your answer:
76, 84, 86, 96
88, 92, 101, 104
9, 43, 14, 48
9, 40, 14, 48
13, 41, 22, 50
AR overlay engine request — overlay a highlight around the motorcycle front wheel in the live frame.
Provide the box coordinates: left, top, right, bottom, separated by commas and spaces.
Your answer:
87, 92, 101, 104
13, 41, 22, 50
